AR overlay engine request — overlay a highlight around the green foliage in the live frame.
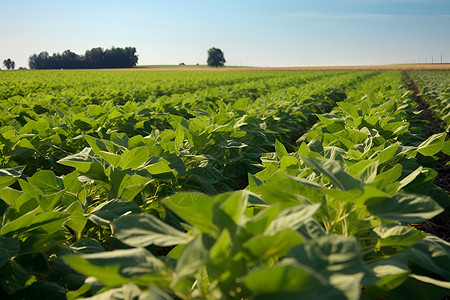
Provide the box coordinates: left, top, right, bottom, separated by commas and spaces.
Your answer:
0, 69, 449, 299
408, 71, 450, 132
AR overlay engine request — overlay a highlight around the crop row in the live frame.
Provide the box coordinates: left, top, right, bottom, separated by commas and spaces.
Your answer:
408, 71, 450, 132
0, 70, 449, 299
58, 71, 450, 299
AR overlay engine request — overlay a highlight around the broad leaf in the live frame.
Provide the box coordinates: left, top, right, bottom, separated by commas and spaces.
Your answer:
112, 214, 192, 247
88, 199, 141, 226
370, 193, 443, 223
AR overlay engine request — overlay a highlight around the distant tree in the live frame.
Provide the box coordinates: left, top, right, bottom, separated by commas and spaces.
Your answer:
207, 48, 226, 67
3, 58, 15, 70
28, 47, 138, 69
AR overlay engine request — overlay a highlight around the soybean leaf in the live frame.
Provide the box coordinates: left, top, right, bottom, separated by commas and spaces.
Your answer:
442, 140, 450, 155
88, 199, 141, 226
373, 224, 425, 247
71, 238, 105, 254
370, 194, 443, 223
242, 261, 331, 296
244, 228, 304, 261
265, 203, 320, 235
288, 235, 371, 300
112, 214, 192, 247
164, 192, 217, 236
301, 156, 362, 191
1, 209, 66, 236
408, 236, 450, 281
275, 140, 289, 159
0, 166, 25, 189
28, 170, 64, 195
119, 147, 150, 170
76, 283, 143, 300
416, 133, 446, 156
63, 248, 166, 288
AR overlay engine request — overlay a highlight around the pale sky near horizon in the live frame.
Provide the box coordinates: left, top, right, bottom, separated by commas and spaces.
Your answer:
1, 0, 450, 68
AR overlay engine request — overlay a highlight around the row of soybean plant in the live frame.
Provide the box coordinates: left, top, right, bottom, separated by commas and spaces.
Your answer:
59, 70, 450, 299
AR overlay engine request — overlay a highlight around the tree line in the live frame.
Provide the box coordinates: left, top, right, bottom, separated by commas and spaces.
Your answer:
3, 58, 15, 70
28, 46, 138, 69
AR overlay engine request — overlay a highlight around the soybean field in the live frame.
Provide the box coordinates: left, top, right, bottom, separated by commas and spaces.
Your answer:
0, 69, 449, 299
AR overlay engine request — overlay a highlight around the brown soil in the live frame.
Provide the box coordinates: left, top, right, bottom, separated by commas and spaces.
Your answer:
404, 72, 450, 242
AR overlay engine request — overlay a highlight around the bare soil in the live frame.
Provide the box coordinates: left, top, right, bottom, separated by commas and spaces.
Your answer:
404, 72, 450, 242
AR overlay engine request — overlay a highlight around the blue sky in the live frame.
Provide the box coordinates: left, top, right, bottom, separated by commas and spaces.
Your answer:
1, 0, 450, 68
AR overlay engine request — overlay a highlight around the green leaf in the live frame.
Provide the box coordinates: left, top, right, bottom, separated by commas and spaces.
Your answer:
1, 209, 66, 236
63, 248, 166, 288
243, 261, 325, 294
216, 190, 248, 225
373, 224, 425, 247
377, 143, 399, 164
110, 133, 129, 149
275, 140, 289, 159
117, 174, 153, 201
408, 236, 450, 280
369, 252, 410, 290
371, 164, 402, 190
145, 160, 173, 175
370, 193, 443, 223
112, 214, 192, 247
397, 166, 423, 191
99, 151, 121, 167
78, 283, 143, 300
233, 98, 249, 110
1, 209, 38, 236
88, 199, 141, 226
219, 140, 247, 149
58, 148, 107, 182
0, 187, 22, 205
442, 140, 450, 155
244, 228, 304, 261
0, 166, 25, 189
288, 235, 370, 300
28, 170, 64, 195
209, 229, 232, 265
119, 147, 150, 170
280, 156, 298, 169
337, 101, 359, 119
172, 235, 212, 288
64, 201, 87, 232
265, 203, 320, 235
71, 238, 105, 254
416, 133, 446, 156
301, 156, 362, 191
164, 192, 218, 236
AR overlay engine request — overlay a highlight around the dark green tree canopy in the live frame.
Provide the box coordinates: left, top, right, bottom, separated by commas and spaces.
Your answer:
28, 46, 138, 69
207, 48, 226, 67
2, 58, 15, 70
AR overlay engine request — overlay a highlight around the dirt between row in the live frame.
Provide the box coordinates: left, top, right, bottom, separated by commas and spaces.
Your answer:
404, 72, 450, 242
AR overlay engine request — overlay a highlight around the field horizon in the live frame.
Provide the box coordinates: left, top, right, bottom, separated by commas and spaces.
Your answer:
90, 63, 450, 72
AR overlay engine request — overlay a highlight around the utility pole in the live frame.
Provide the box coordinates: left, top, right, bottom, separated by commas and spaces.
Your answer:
441, 54, 443, 64
432, 56, 433, 64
